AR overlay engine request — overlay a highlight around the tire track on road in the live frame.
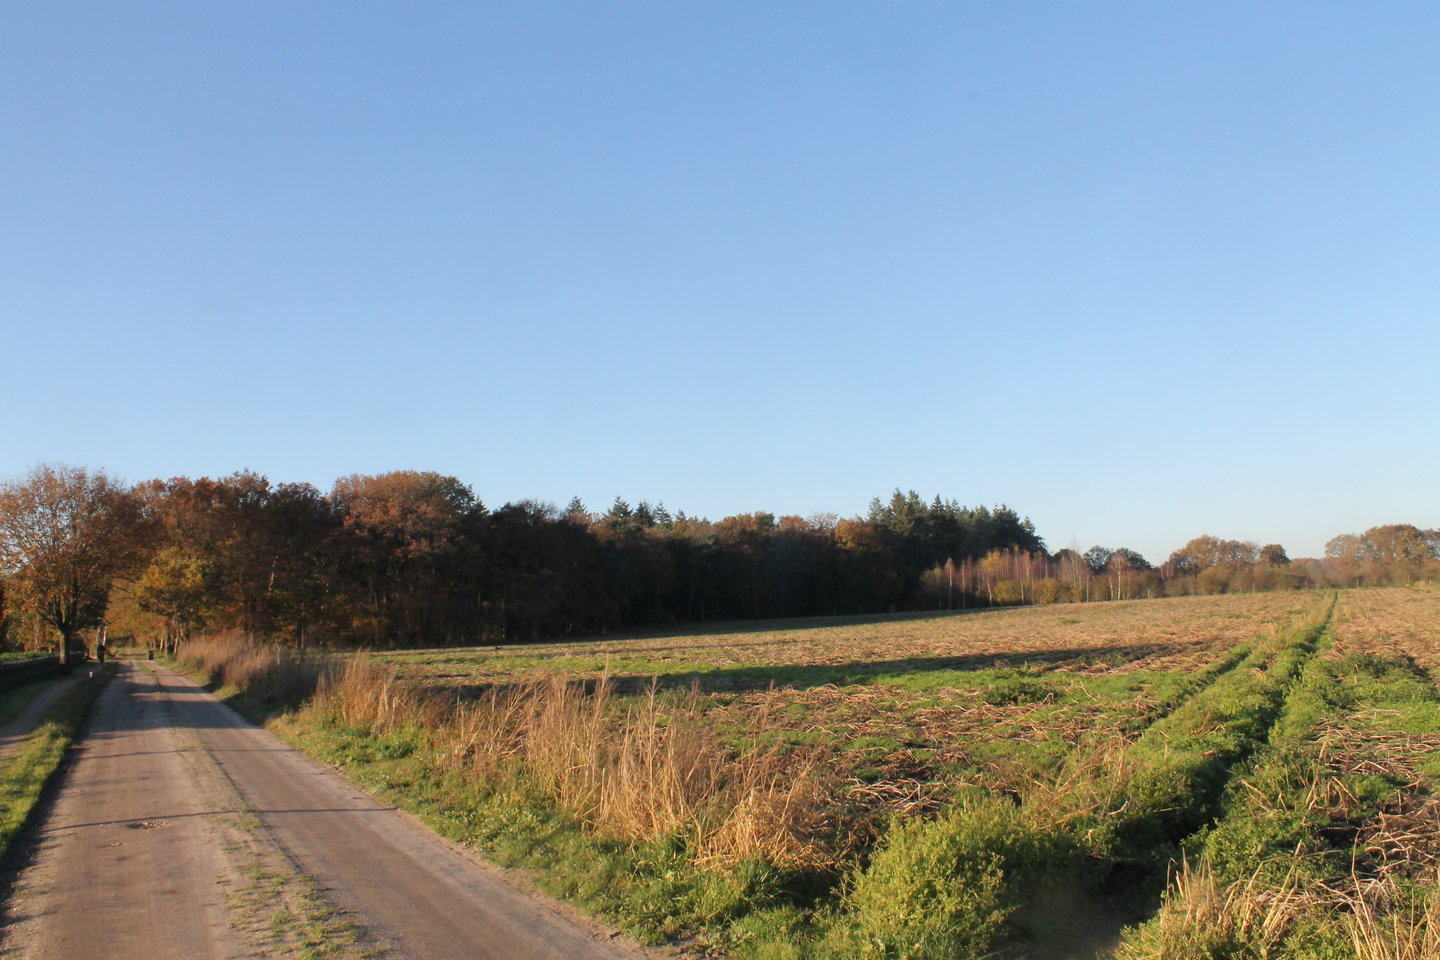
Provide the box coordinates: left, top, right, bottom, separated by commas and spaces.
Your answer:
152, 662, 658, 960
1, 662, 254, 960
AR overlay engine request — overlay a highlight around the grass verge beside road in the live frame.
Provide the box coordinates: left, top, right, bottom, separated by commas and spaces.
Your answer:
0, 666, 114, 857
0, 677, 63, 730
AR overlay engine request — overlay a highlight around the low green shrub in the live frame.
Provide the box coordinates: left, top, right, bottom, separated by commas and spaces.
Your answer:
979, 673, 1052, 706
839, 809, 1009, 958
831, 794, 1083, 959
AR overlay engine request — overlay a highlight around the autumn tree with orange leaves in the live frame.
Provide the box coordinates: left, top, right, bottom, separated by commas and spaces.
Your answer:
0, 465, 145, 665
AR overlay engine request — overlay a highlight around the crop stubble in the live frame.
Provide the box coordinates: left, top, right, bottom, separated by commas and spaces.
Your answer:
376, 592, 1318, 822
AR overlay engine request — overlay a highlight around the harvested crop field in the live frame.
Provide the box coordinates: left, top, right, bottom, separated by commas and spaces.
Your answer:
187, 587, 1440, 959
379, 591, 1318, 686
1331, 584, 1440, 669
373, 592, 1321, 815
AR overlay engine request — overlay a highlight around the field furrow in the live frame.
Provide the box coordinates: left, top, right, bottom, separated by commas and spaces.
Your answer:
1114, 586, 1440, 960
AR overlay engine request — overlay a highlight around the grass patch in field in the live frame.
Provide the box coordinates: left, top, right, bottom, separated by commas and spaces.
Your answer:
378, 592, 1316, 689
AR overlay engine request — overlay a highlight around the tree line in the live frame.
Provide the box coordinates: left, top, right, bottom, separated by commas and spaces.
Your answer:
913, 528, 1440, 609
0, 465, 1435, 657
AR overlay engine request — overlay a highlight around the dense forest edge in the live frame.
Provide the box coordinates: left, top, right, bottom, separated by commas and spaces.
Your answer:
1, 463, 1437, 657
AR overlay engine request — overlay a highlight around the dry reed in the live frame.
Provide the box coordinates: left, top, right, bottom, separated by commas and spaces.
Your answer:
1007, 731, 1143, 832
1348, 874, 1440, 960
1118, 856, 1310, 960
314, 657, 839, 869
177, 634, 335, 708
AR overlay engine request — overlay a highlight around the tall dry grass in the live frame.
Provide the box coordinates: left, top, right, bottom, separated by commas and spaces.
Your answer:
1348, 876, 1440, 960
1121, 858, 1440, 960
177, 634, 335, 709
313, 657, 838, 869
1116, 857, 1309, 960
1005, 731, 1141, 831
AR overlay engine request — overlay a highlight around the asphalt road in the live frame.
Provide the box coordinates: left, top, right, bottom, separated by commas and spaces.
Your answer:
0, 661, 662, 960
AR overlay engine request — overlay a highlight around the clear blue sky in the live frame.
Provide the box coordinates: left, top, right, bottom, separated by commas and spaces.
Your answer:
3, 2, 1436, 562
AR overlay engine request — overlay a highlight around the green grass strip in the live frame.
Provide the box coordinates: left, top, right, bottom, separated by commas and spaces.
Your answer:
0, 667, 114, 857
1091, 598, 1333, 868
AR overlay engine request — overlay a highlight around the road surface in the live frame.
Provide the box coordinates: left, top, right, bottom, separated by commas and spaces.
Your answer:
0, 661, 664, 960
